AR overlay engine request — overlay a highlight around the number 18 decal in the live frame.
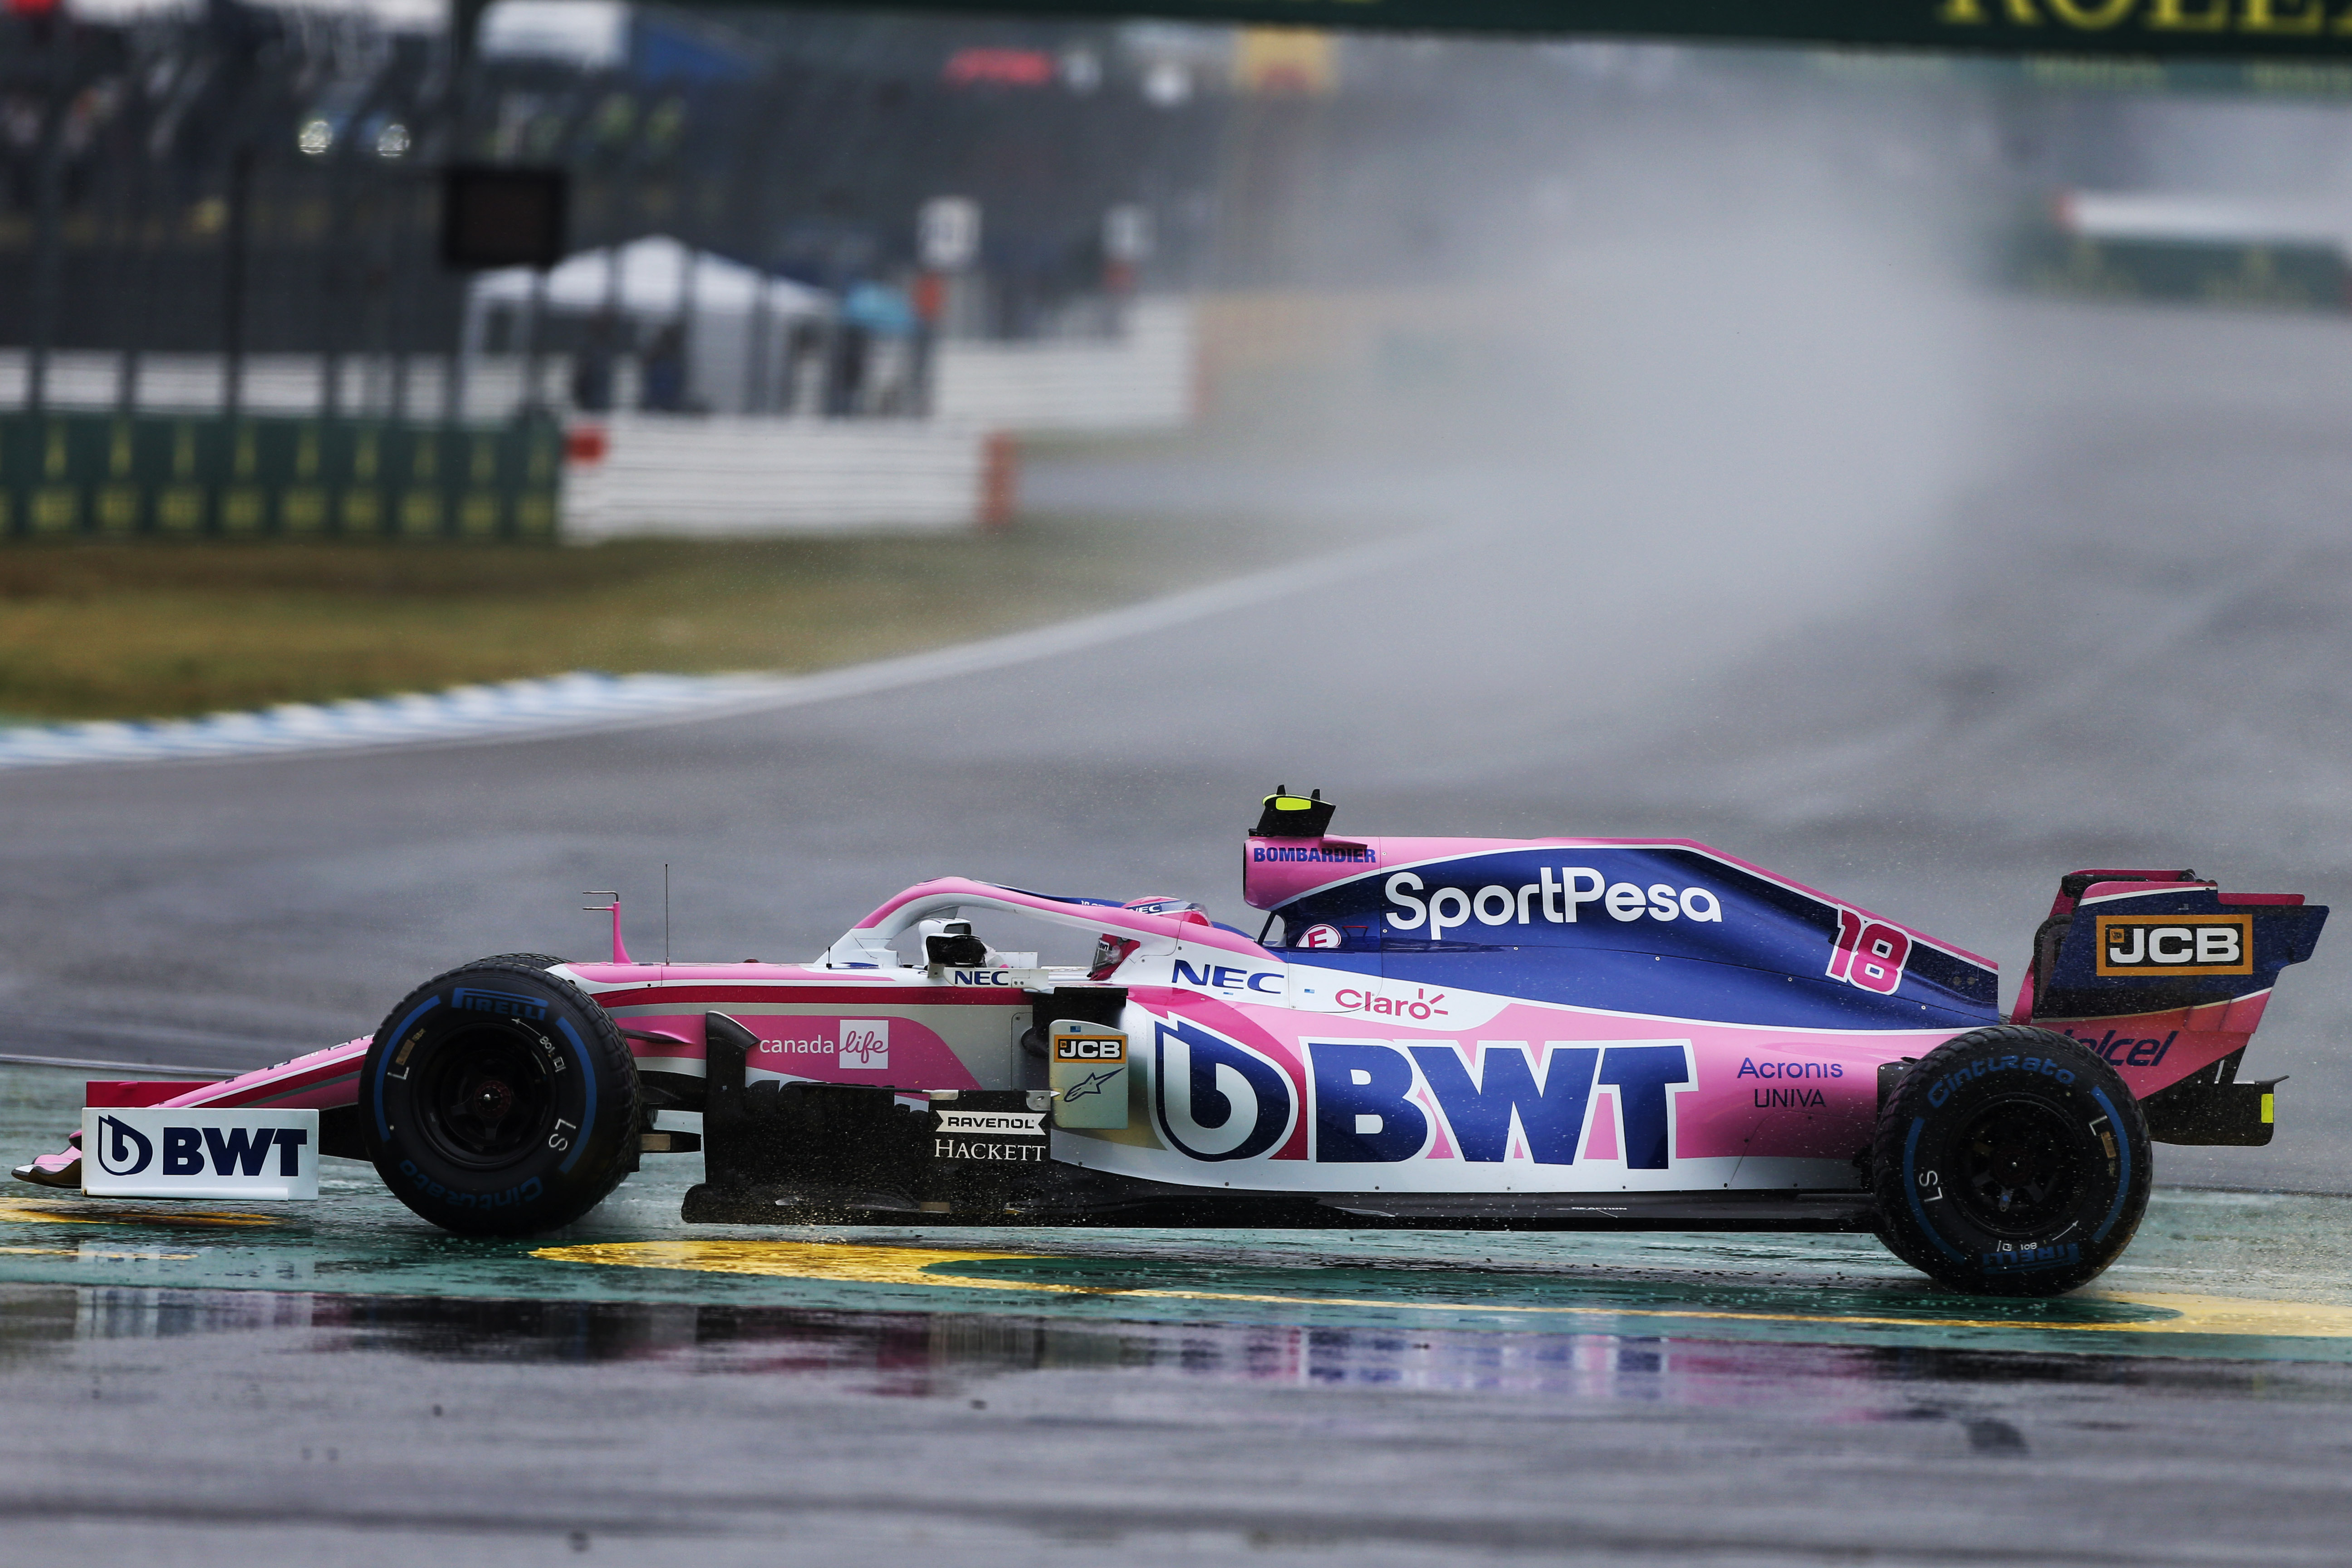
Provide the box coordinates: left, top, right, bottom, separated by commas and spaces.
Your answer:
1828, 908, 1911, 995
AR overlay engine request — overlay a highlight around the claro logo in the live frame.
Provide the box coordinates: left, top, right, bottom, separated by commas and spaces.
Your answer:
1384, 869, 1723, 938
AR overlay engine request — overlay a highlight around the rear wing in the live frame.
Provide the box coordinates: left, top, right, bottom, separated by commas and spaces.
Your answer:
2012, 867, 2326, 1142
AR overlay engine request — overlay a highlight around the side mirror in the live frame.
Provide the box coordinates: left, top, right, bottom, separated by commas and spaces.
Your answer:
926, 921, 988, 967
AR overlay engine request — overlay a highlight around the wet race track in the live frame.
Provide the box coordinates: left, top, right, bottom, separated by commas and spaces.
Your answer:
7, 297, 2352, 1563
10, 1106, 2352, 1568
14, 1058, 2352, 1568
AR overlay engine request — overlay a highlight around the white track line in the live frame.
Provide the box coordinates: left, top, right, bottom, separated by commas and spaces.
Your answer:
0, 530, 1443, 771
0, 1053, 236, 1077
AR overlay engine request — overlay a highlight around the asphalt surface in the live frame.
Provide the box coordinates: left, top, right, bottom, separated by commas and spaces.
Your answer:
12, 1067, 2352, 1567
5, 295, 2352, 1562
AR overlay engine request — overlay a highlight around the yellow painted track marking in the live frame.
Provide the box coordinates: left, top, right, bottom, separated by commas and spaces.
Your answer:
0, 1201, 108, 1226
2103, 1292, 2352, 1338
0, 1198, 277, 1228
533, 1240, 2352, 1340
537, 1240, 1081, 1291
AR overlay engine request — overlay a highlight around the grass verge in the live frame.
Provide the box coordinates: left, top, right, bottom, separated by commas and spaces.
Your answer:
0, 513, 1312, 724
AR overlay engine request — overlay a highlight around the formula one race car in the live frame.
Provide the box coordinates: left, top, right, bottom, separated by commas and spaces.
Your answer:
15, 792, 2327, 1297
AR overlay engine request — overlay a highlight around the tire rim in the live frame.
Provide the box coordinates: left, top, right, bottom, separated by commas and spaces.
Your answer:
414, 1025, 558, 1170
1954, 1095, 2082, 1237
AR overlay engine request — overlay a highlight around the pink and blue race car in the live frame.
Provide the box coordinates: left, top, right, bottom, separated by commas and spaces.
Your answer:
16, 791, 2325, 1297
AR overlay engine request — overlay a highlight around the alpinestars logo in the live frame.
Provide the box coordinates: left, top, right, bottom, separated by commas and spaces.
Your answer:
1060, 1067, 1122, 1105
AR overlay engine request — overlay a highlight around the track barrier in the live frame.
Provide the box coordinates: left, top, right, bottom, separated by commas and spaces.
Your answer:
0, 411, 562, 543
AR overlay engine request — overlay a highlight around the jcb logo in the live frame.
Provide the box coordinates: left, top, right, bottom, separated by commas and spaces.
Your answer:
2096, 914, 2253, 978
1054, 1034, 1126, 1063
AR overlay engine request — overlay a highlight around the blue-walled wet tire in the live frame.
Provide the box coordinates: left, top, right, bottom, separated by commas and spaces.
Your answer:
361, 960, 640, 1236
1872, 1025, 2150, 1297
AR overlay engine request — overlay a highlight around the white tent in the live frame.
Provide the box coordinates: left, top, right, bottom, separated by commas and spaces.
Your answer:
466, 236, 832, 415
470, 235, 831, 322
479, 0, 631, 69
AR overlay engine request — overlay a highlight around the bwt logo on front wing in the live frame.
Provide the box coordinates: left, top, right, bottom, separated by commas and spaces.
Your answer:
81, 1107, 320, 1200
1384, 870, 1723, 938
2095, 914, 2253, 978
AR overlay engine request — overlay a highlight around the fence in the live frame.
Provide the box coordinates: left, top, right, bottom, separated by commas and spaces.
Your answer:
0, 299, 1200, 542
0, 410, 561, 541
0, 350, 553, 422
2013, 232, 2349, 309
2, 301, 1198, 432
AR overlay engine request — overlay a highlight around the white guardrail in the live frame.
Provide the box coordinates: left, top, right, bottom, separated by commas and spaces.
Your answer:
562, 418, 1016, 538
934, 299, 1194, 432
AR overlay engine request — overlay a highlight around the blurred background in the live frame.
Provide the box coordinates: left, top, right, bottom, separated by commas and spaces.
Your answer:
6, 1, 2352, 718
6, 0, 2352, 1188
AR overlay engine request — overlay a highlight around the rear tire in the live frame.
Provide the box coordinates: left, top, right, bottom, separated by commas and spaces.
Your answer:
1872, 1025, 2150, 1297
361, 960, 639, 1236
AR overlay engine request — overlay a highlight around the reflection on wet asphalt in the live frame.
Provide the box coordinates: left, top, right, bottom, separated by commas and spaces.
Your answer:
12, 1067, 2352, 1363
9, 1065, 2352, 1563
9, 1275, 2352, 1565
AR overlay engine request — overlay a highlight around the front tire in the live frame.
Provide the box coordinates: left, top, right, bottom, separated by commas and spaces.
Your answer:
361, 960, 639, 1236
1872, 1025, 2150, 1297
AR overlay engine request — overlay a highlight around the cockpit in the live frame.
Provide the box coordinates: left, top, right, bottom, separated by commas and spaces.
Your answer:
906, 893, 1217, 982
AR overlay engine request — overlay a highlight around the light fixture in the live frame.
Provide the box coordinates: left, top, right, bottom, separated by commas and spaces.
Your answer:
1142, 59, 1191, 108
